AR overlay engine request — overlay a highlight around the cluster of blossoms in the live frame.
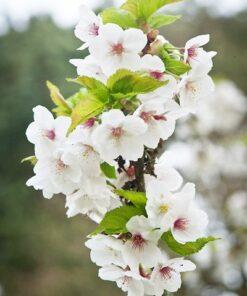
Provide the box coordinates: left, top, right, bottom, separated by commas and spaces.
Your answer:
24, 1, 217, 295
166, 79, 247, 295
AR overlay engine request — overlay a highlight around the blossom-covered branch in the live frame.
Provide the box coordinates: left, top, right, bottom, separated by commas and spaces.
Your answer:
23, 0, 218, 295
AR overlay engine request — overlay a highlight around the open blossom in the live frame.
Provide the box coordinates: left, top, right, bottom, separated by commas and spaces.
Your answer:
26, 105, 71, 157
179, 73, 215, 113
92, 110, 147, 163
171, 204, 208, 244
89, 24, 147, 75
145, 179, 186, 232
121, 216, 162, 273
151, 254, 196, 294
184, 34, 217, 76
134, 100, 186, 149
85, 235, 125, 267
66, 123, 101, 177
70, 55, 107, 83
65, 177, 120, 223
99, 265, 145, 296
26, 147, 82, 199
75, 5, 102, 50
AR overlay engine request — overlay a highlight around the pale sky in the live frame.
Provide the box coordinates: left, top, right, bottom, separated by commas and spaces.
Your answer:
0, 0, 246, 34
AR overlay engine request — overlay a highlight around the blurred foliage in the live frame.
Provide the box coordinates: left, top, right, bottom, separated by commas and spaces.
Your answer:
0, 9, 246, 296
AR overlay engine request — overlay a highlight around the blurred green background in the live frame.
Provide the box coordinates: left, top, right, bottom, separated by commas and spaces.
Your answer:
0, 1, 246, 296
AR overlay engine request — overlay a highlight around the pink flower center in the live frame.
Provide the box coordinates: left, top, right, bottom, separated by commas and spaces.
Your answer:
150, 71, 164, 80
44, 129, 56, 140
84, 117, 96, 128
140, 111, 167, 123
140, 111, 154, 122
132, 234, 146, 249
174, 218, 189, 231
153, 114, 167, 121
159, 266, 174, 280
111, 43, 124, 55
111, 127, 123, 138
89, 23, 99, 36
188, 46, 197, 58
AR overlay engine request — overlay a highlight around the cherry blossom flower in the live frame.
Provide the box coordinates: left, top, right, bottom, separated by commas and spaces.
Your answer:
92, 110, 147, 163
85, 235, 125, 267
184, 34, 217, 76
70, 55, 107, 83
99, 265, 145, 296
179, 73, 215, 113
26, 147, 82, 199
171, 205, 209, 244
134, 100, 186, 149
26, 105, 71, 157
65, 177, 120, 223
151, 254, 196, 294
145, 179, 187, 232
89, 24, 147, 75
121, 216, 162, 273
75, 5, 102, 50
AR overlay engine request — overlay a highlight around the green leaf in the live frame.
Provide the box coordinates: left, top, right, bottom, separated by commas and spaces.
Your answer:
148, 14, 181, 28
115, 189, 147, 208
91, 205, 145, 235
162, 231, 219, 256
69, 93, 105, 132
165, 59, 191, 76
121, 0, 182, 21
107, 69, 166, 96
101, 7, 137, 29
46, 81, 72, 116
67, 76, 109, 103
21, 156, 37, 166
121, 0, 139, 18
100, 162, 117, 179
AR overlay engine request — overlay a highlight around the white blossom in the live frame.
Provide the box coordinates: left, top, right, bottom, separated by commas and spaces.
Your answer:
70, 55, 107, 83
184, 34, 217, 77
65, 177, 120, 223
89, 24, 147, 75
85, 235, 125, 267
75, 5, 102, 50
151, 254, 196, 294
92, 110, 147, 163
99, 265, 145, 296
26, 105, 71, 157
121, 216, 162, 273
179, 73, 215, 113
26, 147, 82, 199
134, 100, 186, 149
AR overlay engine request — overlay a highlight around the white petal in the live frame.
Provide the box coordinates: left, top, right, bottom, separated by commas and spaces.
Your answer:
124, 28, 147, 53
99, 265, 124, 281
141, 54, 165, 72
123, 116, 147, 136
186, 34, 210, 49
101, 109, 125, 126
